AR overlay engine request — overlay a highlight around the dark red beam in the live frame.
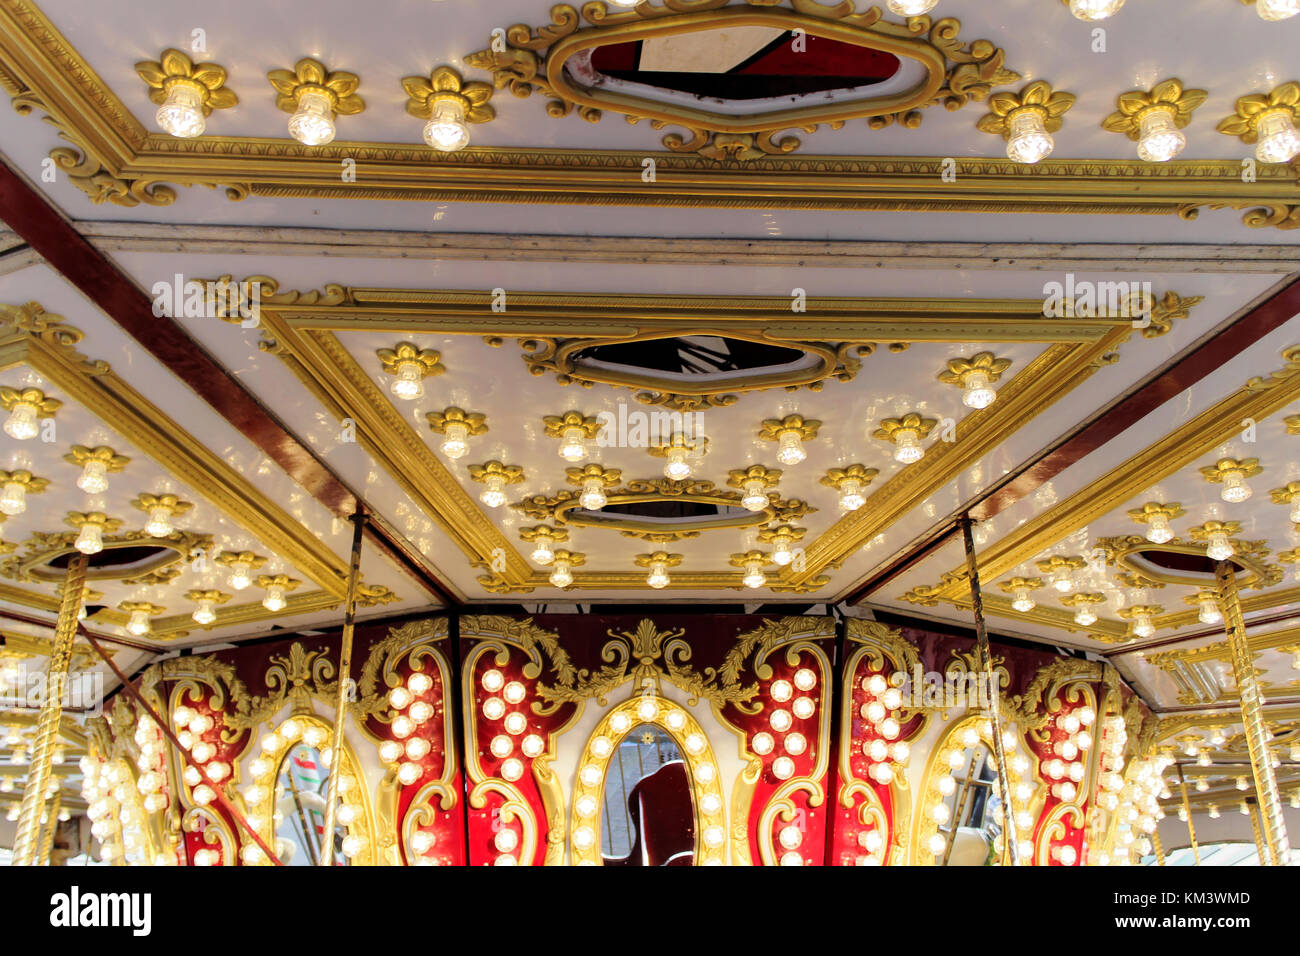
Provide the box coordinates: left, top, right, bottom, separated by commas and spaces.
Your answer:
0, 162, 459, 606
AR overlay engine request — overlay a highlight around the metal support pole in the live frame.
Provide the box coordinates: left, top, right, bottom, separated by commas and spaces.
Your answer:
319, 509, 367, 866
959, 516, 1020, 867
1246, 798, 1273, 866
1150, 826, 1166, 866
11, 555, 85, 865
1176, 763, 1201, 865
36, 793, 61, 866
1215, 561, 1290, 865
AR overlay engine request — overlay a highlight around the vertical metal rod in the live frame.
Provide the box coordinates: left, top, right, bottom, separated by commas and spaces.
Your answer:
959, 516, 1020, 867
36, 792, 61, 866
1177, 763, 1200, 865
319, 509, 367, 866
1246, 798, 1272, 866
1150, 826, 1166, 866
12, 554, 86, 865
940, 747, 983, 866
1215, 561, 1290, 865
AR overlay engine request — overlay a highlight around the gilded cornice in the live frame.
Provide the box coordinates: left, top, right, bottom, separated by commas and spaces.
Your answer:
0, 0, 1292, 224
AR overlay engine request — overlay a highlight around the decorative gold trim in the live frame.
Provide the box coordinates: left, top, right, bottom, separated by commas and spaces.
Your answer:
1102, 79, 1207, 140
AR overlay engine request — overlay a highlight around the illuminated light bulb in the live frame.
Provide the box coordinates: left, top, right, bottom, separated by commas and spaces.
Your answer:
665, 710, 686, 732
792, 697, 816, 720
927, 834, 947, 856
694, 762, 717, 784
772, 756, 795, 780
193, 848, 218, 866
930, 802, 950, 825
480, 474, 507, 509
1290, 792, 1300, 809
1051, 568, 1075, 593
579, 478, 606, 511
228, 560, 253, 590
778, 824, 802, 850
481, 669, 505, 693
1132, 612, 1154, 639
558, 426, 587, 463
494, 828, 519, 853
741, 478, 769, 512
1257, 0, 1300, 18
504, 712, 527, 736
127, 609, 152, 636
549, 559, 573, 589
411, 830, 436, 854
1209, 727, 1226, 746
529, 535, 555, 566
379, 741, 402, 763
392, 715, 416, 739
1290, 497, 1300, 523
646, 560, 670, 590
771, 537, 793, 566
389, 686, 413, 710
341, 835, 365, 859
502, 681, 525, 704
145, 504, 175, 537
1206, 531, 1234, 562
742, 560, 766, 590
1198, 595, 1222, 625
0, 480, 26, 515
1219, 470, 1251, 504
752, 732, 774, 756
1145, 512, 1173, 544
961, 369, 997, 409
397, 762, 421, 785
1207, 804, 1220, 819
770, 680, 794, 703
610, 713, 631, 734
684, 734, 706, 756
262, 586, 286, 613
1011, 587, 1035, 613
390, 361, 425, 400
784, 732, 807, 756
490, 735, 512, 758
423, 95, 470, 152
838, 478, 866, 512
866, 673, 888, 695
1236, 776, 1248, 791
1256, 109, 1300, 164
1079, 706, 1096, 728
886, 0, 939, 14
591, 736, 612, 758
1069, 0, 1124, 18
75, 521, 104, 555
192, 598, 217, 626
794, 668, 816, 692
663, 444, 692, 481
156, 80, 206, 138
775, 429, 806, 466
1074, 605, 1097, 627
287, 89, 336, 146
409, 701, 434, 724
440, 421, 469, 460
892, 428, 923, 464
575, 795, 597, 818
572, 825, 595, 849
206, 761, 229, 783
192, 784, 215, 806
1005, 108, 1054, 165
408, 672, 433, 695
891, 741, 910, 764
867, 740, 889, 763
1137, 107, 1185, 162
1197, 749, 1212, 768
3, 401, 39, 440
482, 697, 506, 721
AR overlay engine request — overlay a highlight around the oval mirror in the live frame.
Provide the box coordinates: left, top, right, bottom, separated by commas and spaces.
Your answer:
273, 742, 348, 867
601, 723, 696, 867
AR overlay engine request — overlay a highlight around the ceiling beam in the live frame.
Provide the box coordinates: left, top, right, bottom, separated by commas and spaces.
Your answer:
0, 161, 460, 608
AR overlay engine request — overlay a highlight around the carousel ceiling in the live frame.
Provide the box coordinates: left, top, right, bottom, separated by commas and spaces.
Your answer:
0, 0, 1298, 817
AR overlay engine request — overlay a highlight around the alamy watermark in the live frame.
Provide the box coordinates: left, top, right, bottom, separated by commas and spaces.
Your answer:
896, 664, 996, 710
595, 405, 705, 449
0, 666, 102, 716
1042, 273, 1153, 329
151, 274, 261, 328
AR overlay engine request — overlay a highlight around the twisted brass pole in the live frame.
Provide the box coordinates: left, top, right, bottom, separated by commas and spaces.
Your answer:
36, 792, 61, 866
1246, 798, 1272, 866
959, 517, 1020, 866
11, 555, 86, 865
1176, 763, 1200, 865
319, 510, 366, 866
1150, 826, 1166, 866
1215, 561, 1290, 865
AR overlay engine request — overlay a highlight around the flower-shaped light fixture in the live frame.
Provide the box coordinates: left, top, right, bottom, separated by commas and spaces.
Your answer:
650, 433, 707, 481
1250, 0, 1300, 21
757, 525, 807, 567
977, 81, 1076, 165
731, 551, 772, 590
186, 589, 231, 626
566, 464, 621, 512
1118, 605, 1163, 640
469, 461, 525, 509
999, 576, 1044, 613
1270, 481, 1300, 524
543, 411, 603, 463
215, 550, 267, 591
759, 414, 821, 466
1186, 589, 1223, 626
1036, 554, 1087, 594
519, 525, 568, 566
874, 413, 938, 465
938, 352, 1013, 410
1218, 82, 1300, 164
1063, 0, 1125, 19
427, 407, 487, 460
268, 57, 364, 146
820, 464, 878, 512
727, 465, 782, 513
256, 574, 300, 613
548, 549, 584, 588
401, 66, 495, 153
1061, 592, 1106, 627
64, 445, 130, 495
1199, 457, 1261, 504
135, 48, 238, 138
66, 511, 122, 556
1127, 501, 1185, 544
1, 387, 60, 441
0, 469, 48, 517
1102, 79, 1206, 162
119, 601, 165, 637
887, 0, 939, 15
131, 493, 193, 538
635, 551, 682, 589
377, 343, 443, 401
1189, 521, 1241, 562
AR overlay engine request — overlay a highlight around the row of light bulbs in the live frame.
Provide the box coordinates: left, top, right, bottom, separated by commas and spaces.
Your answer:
889, 0, 1296, 21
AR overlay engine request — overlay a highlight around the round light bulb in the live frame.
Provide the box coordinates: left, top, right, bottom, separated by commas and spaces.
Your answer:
480, 474, 507, 508
75, 522, 104, 555
1256, 110, 1300, 164
1137, 107, 1185, 162
647, 561, 670, 590
440, 421, 469, 460
741, 479, 769, 512
579, 478, 606, 511
893, 428, 923, 464
192, 599, 216, 626
1146, 512, 1173, 544
288, 89, 336, 146
390, 361, 424, 401
1257, 0, 1300, 18
77, 459, 109, 494
1012, 587, 1035, 613
838, 478, 865, 512
530, 536, 555, 566
423, 97, 470, 153
776, 429, 806, 466
1006, 109, 1054, 164
156, 81, 206, 138
1197, 595, 1222, 625
1206, 531, 1234, 561
4, 402, 40, 440
1069, 0, 1125, 19
549, 560, 573, 588
961, 370, 996, 409
262, 586, 286, 613
558, 426, 587, 463
0, 481, 26, 516
228, 560, 252, 590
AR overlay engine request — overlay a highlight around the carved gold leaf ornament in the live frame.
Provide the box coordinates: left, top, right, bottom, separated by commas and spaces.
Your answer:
134, 48, 238, 119
937, 351, 1012, 396
402, 64, 495, 123
267, 57, 364, 116
977, 80, 1076, 137
427, 407, 487, 437
1102, 79, 1207, 140
1217, 81, 1300, 146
